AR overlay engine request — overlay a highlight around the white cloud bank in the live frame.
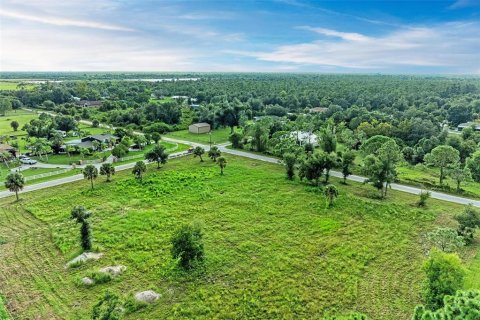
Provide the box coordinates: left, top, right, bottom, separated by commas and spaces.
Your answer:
232, 22, 480, 72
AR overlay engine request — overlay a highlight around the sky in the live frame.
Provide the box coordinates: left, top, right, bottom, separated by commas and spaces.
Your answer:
0, 0, 479, 73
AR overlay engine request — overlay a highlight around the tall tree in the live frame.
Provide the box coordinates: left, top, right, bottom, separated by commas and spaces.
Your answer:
99, 163, 115, 182
283, 153, 297, 180
83, 165, 98, 190
5, 172, 25, 201
424, 145, 460, 185
340, 150, 356, 184
145, 144, 168, 169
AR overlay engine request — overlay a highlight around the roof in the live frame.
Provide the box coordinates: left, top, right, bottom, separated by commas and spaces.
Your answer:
0, 143, 15, 152
310, 107, 328, 113
190, 123, 210, 128
87, 134, 118, 141
458, 122, 480, 129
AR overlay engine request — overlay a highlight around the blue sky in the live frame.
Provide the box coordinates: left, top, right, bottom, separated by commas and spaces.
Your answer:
0, 0, 479, 73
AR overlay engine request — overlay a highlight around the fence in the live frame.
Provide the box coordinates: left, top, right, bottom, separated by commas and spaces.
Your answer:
23, 169, 70, 182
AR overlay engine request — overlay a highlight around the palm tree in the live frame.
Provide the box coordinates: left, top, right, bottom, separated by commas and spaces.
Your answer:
99, 163, 115, 182
217, 156, 227, 175
145, 144, 168, 169
193, 146, 205, 162
0, 151, 12, 168
5, 172, 25, 201
83, 164, 98, 190
208, 146, 221, 162
324, 184, 339, 208
132, 161, 146, 180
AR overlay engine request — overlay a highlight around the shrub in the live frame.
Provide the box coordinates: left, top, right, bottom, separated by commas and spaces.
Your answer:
412, 290, 480, 320
417, 190, 431, 207
426, 227, 464, 252
91, 290, 123, 320
423, 250, 465, 309
171, 223, 204, 270
455, 205, 480, 245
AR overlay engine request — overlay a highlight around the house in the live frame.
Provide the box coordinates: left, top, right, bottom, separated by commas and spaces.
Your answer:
290, 131, 319, 146
75, 100, 102, 108
54, 130, 67, 137
458, 122, 480, 131
309, 107, 328, 113
0, 143, 16, 157
65, 134, 118, 150
189, 123, 211, 134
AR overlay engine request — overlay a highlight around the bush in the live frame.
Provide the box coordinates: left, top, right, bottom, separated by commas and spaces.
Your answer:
412, 290, 480, 320
423, 250, 465, 309
171, 223, 204, 270
417, 191, 431, 207
455, 205, 480, 245
426, 227, 464, 252
229, 132, 243, 149
91, 291, 123, 320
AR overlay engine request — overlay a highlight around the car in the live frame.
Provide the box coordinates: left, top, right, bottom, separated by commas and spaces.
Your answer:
18, 155, 28, 160
20, 157, 37, 165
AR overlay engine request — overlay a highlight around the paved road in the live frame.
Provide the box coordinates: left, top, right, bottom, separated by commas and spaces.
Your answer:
14, 109, 480, 207
0, 150, 190, 198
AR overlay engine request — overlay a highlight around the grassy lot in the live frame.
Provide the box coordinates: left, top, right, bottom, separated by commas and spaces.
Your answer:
0, 110, 37, 137
0, 81, 35, 91
166, 127, 234, 145
0, 154, 478, 319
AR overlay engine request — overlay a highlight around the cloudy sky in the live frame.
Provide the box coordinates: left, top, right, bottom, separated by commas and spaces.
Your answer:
0, 0, 479, 73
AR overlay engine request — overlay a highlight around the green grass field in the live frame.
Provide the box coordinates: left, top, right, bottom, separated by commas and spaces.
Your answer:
0, 110, 37, 137
166, 127, 234, 145
0, 154, 478, 319
0, 81, 35, 91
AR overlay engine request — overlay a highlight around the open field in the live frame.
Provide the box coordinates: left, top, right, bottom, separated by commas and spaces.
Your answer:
0, 81, 35, 91
0, 155, 477, 319
0, 110, 37, 137
166, 127, 233, 145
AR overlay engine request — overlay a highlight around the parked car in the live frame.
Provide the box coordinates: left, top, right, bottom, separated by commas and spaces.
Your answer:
19, 155, 28, 160
20, 157, 37, 165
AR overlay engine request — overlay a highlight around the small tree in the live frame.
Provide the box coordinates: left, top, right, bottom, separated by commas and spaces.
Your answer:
340, 150, 355, 184
91, 290, 123, 320
324, 184, 339, 208
193, 146, 205, 162
427, 227, 465, 252
132, 161, 146, 180
5, 172, 25, 201
217, 156, 227, 175
151, 132, 161, 144
100, 163, 115, 182
70, 206, 92, 251
10, 120, 19, 131
450, 165, 472, 192
455, 205, 480, 245
111, 144, 128, 159
423, 250, 465, 310
283, 153, 296, 180
229, 132, 243, 149
83, 165, 98, 190
92, 119, 100, 128
208, 146, 221, 162
145, 144, 168, 169
417, 190, 431, 207
171, 223, 204, 270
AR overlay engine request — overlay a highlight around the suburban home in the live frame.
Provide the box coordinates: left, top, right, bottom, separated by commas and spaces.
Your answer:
65, 134, 118, 150
0, 143, 16, 157
290, 131, 319, 146
458, 122, 480, 131
189, 123, 211, 134
75, 100, 102, 108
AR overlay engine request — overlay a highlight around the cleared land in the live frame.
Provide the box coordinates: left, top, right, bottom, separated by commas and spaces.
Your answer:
0, 155, 478, 319
166, 127, 233, 145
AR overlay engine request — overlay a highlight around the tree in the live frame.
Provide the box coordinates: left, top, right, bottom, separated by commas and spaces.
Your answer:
133, 135, 147, 150
83, 164, 98, 190
324, 184, 339, 208
171, 223, 204, 270
323, 152, 338, 183
70, 206, 92, 251
412, 290, 480, 320
111, 144, 128, 159
5, 172, 24, 201
319, 127, 337, 153
455, 205, 480, 245
283, 153, 296, 180
208, 146, 221, 162
340, 150, 355, 184
132, 161, 146, 180
100, 163, 115, 182
229, 132, 243, 149
423, 250, 465, 309
299, 151, 325, 186
427, 227, 464, 253
0, 98, 12, 116
417, 190, 431, 207
10, 120, 19, 131
467, 151, 480, 182
193, 146, 205, 162
217, 156, 227, 175
92, 119, 100, 128
424, 145, 460, 185
450, 165, 472, 192
145, 144, 168, 169
151, 132, 161, 144
91, 290, 123, 320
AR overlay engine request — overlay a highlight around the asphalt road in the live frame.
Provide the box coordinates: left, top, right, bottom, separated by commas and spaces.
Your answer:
10, 111, 480, 207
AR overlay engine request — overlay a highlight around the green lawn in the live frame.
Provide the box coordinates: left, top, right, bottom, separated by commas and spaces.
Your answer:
0, 110, 37, 137
166, 127, 234, 145
0, 81, 34, 91
0, 154, 477, 319
31, 150, 112, 165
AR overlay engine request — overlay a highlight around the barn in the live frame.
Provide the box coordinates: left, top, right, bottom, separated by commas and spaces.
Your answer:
189, 123, 211, 134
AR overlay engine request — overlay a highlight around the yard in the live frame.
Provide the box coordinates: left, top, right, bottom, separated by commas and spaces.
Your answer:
0, 155, 478, 319
166, 127, 234, 145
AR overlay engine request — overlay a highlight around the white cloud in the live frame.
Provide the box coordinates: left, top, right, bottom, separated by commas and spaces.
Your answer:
0, 8, 133, 31
449, 0, 480, 9
232, 22, 480, 72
